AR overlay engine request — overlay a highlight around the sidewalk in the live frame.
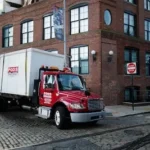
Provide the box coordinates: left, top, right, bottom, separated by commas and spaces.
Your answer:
105, 105, 150, 117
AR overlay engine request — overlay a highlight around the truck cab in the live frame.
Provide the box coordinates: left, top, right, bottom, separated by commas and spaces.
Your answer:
34, 66, 105, 129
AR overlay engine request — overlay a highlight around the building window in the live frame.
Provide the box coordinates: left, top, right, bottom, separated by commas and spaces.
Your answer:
2, 25, 13, 48
124, 12, 136, 36
146, 87, 150, 102
124, 48, 139, 75
124, 0, 136, 4
146, 52, 150, 76
144, 20, 150, 41
43, 14, 55, 39
70, 5, 88, 34
124, 86, 140, 102
104, 10, 112, 25
21, 20, 34, 44
70, 46, 89, 74
144, 0, 150, 10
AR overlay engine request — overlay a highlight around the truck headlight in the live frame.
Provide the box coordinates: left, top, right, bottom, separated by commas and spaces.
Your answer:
70, 103, 85, 109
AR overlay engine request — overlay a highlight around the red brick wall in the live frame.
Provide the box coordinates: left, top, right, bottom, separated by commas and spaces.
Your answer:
0, 0, 150, 105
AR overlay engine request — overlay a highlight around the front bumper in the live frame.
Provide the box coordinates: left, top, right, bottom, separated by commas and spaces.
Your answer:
70, 110, 106, 123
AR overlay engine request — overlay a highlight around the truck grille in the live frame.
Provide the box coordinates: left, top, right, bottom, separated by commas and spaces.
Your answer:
88, 99, 103, 111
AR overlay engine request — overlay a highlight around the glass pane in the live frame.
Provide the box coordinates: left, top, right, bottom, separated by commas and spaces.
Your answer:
129, 0, 133, 3
80, 19, 88, 32
52, 27, 55, 38
148, 1, 150, 10
124, 13, 128, 24
145, 21, 148, 30
22, 34, 27, 44
148, 22, 150, 31
132, 51, 137, 62
145, 31, 148, 40
146, 53, 150, 63
134, 89, 138, 101
28, 32, 33, 42
124, 25, 128, 34
81, 61, 88, 74
144, 0, 147, 9
148, 32, 150, 41
22, 23, 27, 33
4, 28, 9, 37
51, 15, 54, 26
71, 21, 79, 34
4, 38, 8, 47
71, 48, 79, 61
71, 8, 79, 21
9, 27, 13, 36
124, 63, 127, 74
80, 46, 88, 60
28, 21, 33, 32
124, 50, 130, 61
104, 10, 112, 25
80, 6, 88, 19
9, 37, 13, 46
44, 16, 50, 28
129, 26, 134, 36
44, 28, 50, 39
71, 61, 79, 74
129, 15, 134, 26
125, 89, 130, 101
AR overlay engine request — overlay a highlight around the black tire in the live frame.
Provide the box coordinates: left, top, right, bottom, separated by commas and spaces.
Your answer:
54, 106, 70, 129
0, 98, 8, 112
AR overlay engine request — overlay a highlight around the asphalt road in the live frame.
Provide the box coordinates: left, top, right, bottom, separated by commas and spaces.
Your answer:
0, 108, 150, 150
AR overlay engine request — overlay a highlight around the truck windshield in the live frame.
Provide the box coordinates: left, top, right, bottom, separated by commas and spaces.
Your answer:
57, 74, 85, 91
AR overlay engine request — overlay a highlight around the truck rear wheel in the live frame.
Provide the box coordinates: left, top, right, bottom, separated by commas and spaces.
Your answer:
54, 106, 70, 129
0, 98, 8, 112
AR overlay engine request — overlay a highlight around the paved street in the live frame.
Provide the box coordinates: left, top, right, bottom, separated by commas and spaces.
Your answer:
0, 108, 150, 150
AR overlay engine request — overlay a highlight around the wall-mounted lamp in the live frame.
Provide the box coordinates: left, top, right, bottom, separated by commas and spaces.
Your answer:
91, 50, 97, 61
107, 50, 114, 62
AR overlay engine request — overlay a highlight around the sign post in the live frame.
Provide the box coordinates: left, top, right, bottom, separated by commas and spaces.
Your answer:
126, 62, 137, 111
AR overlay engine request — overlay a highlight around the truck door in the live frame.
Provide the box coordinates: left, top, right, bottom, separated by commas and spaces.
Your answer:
39, 74, 56, 107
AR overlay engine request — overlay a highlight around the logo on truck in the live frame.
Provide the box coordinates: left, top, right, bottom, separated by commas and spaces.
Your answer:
8, 67, 19, 74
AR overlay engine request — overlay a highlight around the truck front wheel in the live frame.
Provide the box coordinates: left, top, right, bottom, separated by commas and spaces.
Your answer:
54, 106, 70, 129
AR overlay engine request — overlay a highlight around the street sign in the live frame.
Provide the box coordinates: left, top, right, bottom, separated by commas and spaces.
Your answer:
127, 62, 137, 74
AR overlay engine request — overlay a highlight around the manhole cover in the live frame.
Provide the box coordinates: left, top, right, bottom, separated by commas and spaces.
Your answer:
124, 129, 144, 136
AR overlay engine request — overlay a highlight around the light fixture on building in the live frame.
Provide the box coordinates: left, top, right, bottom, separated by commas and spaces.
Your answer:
108, 50, 114, 62
91, 50, 96, 61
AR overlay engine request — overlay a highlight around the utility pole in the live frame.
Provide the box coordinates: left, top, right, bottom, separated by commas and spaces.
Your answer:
63, 0, 67, 67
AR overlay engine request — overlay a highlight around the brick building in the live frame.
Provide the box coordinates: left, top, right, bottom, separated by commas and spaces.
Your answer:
0, 0, 150, 105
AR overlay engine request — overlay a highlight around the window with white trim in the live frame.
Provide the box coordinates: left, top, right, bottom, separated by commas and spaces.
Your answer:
43, 14, 55, 39
21, 20, 34, 44
70, 5, 88, 34
2, 25, 13, 47
144, 0, 150, 10
70, 46, 89, 74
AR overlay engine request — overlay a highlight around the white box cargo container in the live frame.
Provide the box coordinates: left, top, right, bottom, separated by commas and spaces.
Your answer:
0, 48, 64, 96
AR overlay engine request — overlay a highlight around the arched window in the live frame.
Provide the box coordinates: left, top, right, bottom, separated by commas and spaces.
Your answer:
21, 19, 34, 44
43, 13, 55, 40
70, 3, 88, 34
2, 24, 13, 48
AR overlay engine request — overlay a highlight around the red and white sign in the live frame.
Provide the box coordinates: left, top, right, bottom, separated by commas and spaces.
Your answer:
127, 62, 137, 74
8, 67, 19, 74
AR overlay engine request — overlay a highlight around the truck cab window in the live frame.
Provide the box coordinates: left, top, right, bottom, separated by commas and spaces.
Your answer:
57, 74, 84, 91
43, 75, 55, 89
